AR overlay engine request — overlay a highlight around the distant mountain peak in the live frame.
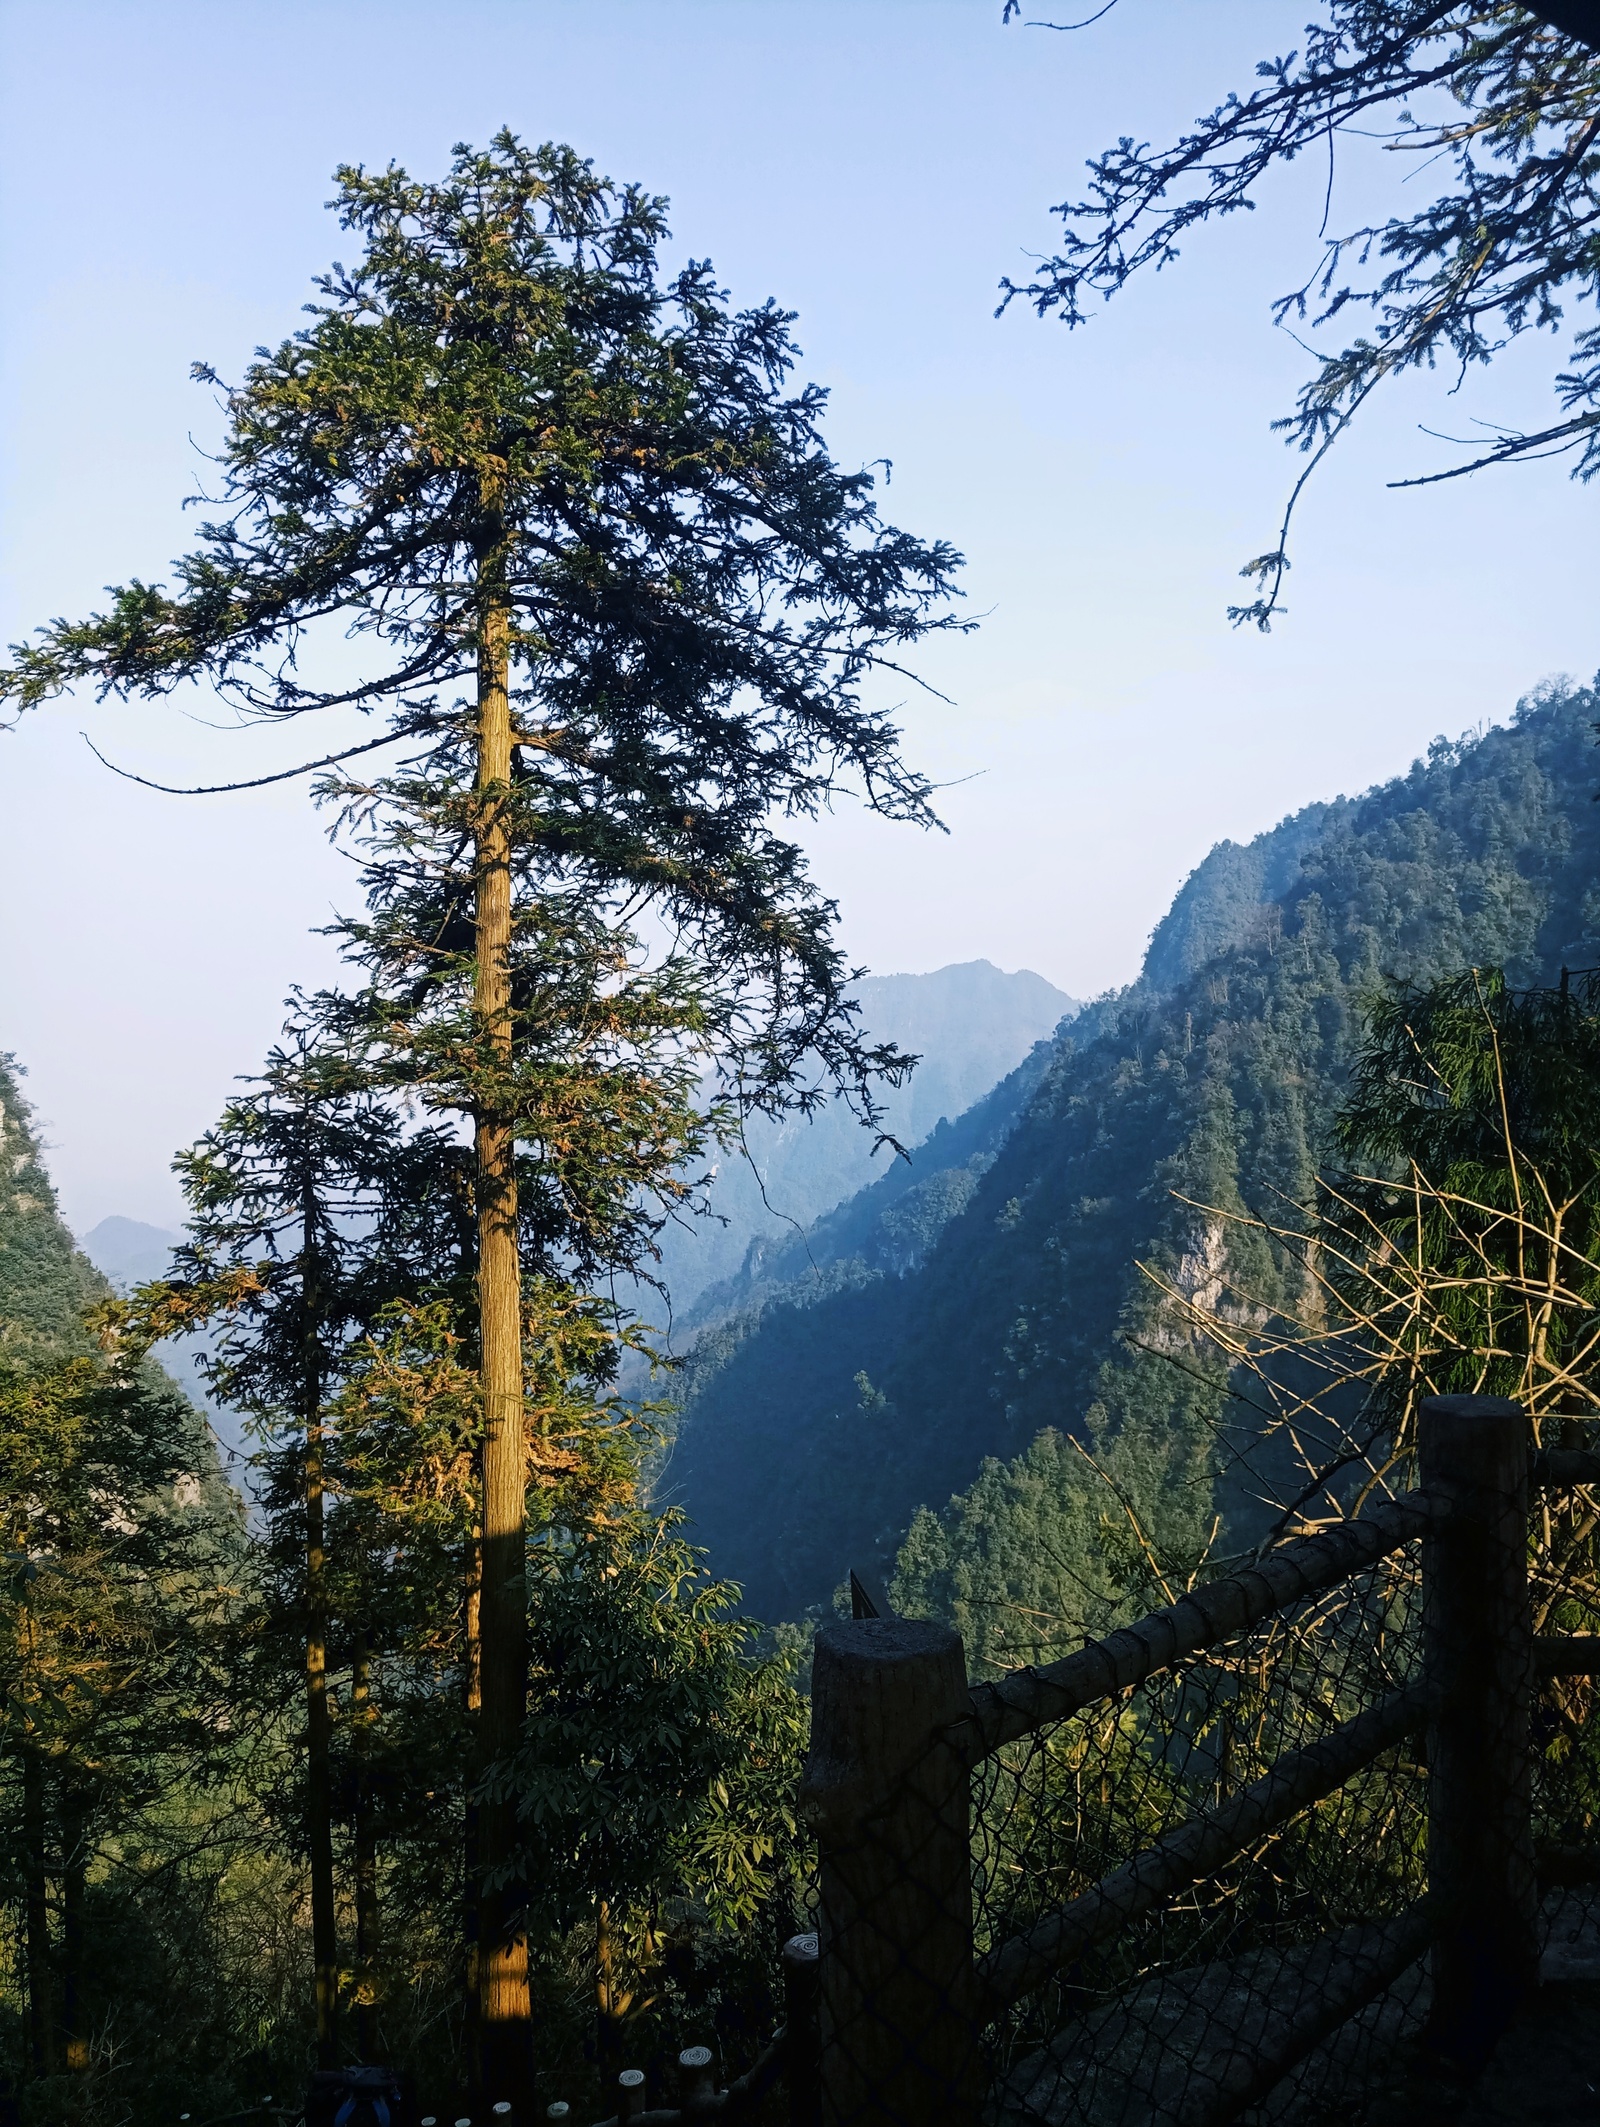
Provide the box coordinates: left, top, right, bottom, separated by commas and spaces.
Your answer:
79, 1215, 182, 1290
647, 960, 1078, 1322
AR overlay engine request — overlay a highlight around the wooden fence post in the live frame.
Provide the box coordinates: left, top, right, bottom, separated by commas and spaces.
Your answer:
1418, 1393, 1538, 2061
799, 1619, 980, 2127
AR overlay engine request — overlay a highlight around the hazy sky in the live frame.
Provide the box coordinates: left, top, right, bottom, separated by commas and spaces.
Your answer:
3, 0, 1597, 1231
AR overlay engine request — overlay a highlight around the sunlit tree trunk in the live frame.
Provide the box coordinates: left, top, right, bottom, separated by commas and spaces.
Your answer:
463, 1500, 483, 2071
472, 510, 533, 2111
352, 1631, 378, 2061
303, 1188, 338, 2066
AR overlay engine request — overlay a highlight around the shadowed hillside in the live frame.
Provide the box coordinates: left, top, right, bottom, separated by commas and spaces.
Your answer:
648, 960, 1077, 1326
667, 682, 1600, 1620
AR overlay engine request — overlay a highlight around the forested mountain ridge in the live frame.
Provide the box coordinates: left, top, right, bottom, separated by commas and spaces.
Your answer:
1141, 798, 1340, 992
0, 1068, 111, 1362
668, 681, 1600, 1622
0, 1073, 227, 1499
0, 1061, 262, 2110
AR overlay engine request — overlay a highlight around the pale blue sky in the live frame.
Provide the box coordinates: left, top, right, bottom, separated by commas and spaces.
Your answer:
3, 0, 1596, 1228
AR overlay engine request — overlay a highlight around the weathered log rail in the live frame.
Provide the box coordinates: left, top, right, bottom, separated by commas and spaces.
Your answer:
1532, 1445, 1600, 1489
797, 1395, 1600, 2127
954, 1489, 1445, 1764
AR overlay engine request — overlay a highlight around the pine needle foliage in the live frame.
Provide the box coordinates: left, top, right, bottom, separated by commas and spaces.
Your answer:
1002, 0, 1600, 621
0, 140, 962, 2081
0, 127, 962, 1127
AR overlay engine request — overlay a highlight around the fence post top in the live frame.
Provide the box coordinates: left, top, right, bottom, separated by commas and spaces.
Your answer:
1419, 1394, 1525, 1421
812, 1616, 962, 1670
1418, 1394, 1530, 1506
801, 1617, 969, 1840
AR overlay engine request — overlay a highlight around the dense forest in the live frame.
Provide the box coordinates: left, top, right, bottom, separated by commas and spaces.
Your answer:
10, 676, 1600, 2125
670, 681, 1600, 1625
0, 1061, 813, 2123
0, 1068, 261, 2112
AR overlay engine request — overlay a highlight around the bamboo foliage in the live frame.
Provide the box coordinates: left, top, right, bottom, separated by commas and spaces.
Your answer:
1139, 969, 1600, 1512
960, 970, 1600, 2111
1123, 967, 1600, 1886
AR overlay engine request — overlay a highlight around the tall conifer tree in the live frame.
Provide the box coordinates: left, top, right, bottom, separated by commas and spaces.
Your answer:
1, 132, 962, 2102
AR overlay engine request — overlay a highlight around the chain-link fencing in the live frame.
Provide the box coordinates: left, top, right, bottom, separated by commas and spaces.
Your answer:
794, 1399, 1600, 2127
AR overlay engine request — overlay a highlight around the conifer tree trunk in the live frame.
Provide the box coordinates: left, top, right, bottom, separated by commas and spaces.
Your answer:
352, 1631, 378, 2061
472, 517, 533, 2109
60, 1788, 86, 2073
303, 1192, 338, 2066
22, 1744, 53, 2076
462, 1505, 482, 2067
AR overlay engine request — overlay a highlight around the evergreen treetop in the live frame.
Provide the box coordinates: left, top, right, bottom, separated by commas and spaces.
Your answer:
2, 129, 963, 1115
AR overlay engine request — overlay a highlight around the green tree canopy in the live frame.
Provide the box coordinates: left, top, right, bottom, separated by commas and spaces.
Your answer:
2, 128, 962, 1118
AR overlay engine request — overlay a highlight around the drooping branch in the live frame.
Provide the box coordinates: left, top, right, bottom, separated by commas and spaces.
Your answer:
1003, 0, 1600, 616
81, 724, 421, 796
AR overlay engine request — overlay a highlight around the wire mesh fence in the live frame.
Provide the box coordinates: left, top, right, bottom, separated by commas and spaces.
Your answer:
1528, 1454, 1600, 1887
973, 1541, 1428, 2127
796, 1401, 1600, 2127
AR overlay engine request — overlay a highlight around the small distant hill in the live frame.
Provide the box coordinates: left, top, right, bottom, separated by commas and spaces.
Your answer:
79, 1213, 182, 1290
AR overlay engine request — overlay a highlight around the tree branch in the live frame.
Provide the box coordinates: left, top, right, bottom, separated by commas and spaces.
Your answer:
80, 725, 415, 796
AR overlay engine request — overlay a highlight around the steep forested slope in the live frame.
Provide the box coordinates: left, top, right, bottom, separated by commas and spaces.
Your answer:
669, 682, 1600, 1620
1, 1060, 258, 2110
0, 1067, 223, 1486
0, 1071, 110, 1362
668, 1024, 1069, 1338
